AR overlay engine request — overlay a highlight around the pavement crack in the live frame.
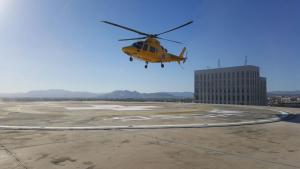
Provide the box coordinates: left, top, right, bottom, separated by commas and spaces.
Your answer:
10, 139, 81, 150
140, 133, 300, 169
0, 144, 29, 169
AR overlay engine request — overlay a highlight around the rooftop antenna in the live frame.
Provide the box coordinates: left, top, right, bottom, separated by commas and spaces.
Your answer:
218, 58, 221, 68
244, 55, 248, 65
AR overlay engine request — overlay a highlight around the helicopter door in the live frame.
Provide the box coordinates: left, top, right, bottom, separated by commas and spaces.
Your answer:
149, 46, 156, 56
160, 47, 166, 60
142, 43, 148, 51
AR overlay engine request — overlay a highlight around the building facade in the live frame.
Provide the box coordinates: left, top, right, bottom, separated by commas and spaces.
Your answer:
194, 65, 267, 105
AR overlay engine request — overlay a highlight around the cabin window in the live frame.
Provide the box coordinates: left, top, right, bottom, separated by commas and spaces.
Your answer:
143, 44, 148, 51
150, 46, 156, 53
161, 46, 167, 53
133, 42, 143, 49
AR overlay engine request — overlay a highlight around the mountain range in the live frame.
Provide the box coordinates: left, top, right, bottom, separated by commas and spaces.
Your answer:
0, 89, 193, 99
1, 89, 299, 100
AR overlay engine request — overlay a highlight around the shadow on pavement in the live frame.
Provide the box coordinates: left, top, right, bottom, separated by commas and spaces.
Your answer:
281, 114, 300, 124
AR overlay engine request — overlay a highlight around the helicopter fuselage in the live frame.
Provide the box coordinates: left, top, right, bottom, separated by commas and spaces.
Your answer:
122, 38, 185, 63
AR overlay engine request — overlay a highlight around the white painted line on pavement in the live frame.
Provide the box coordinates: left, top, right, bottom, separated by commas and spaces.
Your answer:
0, 112, 289, 131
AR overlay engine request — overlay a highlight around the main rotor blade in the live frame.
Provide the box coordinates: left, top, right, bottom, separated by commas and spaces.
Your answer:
156, 21, 193, 36
102, 21, 149, 36
157, 37, 183, 44
118, 37, 147, 41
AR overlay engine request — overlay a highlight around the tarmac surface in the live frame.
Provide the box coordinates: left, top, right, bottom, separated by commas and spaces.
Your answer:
0, 101, 299, 169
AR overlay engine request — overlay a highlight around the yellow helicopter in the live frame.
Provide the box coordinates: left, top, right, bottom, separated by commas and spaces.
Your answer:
102, 20, 193, 68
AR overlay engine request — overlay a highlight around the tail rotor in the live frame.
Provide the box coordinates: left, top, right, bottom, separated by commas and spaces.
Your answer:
178, 48, 188, 69
183, 50, 188, 64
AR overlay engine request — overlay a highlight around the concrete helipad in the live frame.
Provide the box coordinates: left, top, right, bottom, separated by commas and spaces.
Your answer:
0, 101, 299, 169
0, 101, 283, 128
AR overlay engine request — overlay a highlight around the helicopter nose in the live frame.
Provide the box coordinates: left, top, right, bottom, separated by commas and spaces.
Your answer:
122, 47, 129, 54
122, 46, 133, 55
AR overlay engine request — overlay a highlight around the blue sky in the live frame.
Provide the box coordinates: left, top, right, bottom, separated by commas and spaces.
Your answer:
0, 0, 299, 93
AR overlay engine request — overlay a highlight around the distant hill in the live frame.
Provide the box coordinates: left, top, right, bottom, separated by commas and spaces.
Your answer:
268, 91, 300, 97
25, 89, 99, 98
4, 89, 300, 99
0, 89, 99, 98
99, 90, 185, 99
0, 89, 193, 100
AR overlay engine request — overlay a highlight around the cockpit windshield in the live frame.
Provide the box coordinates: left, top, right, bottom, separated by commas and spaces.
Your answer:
133, 41, 143, 49
161, 46, 168, 53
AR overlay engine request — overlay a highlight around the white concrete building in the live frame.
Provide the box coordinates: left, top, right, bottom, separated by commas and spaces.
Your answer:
194, 65, 267, 105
